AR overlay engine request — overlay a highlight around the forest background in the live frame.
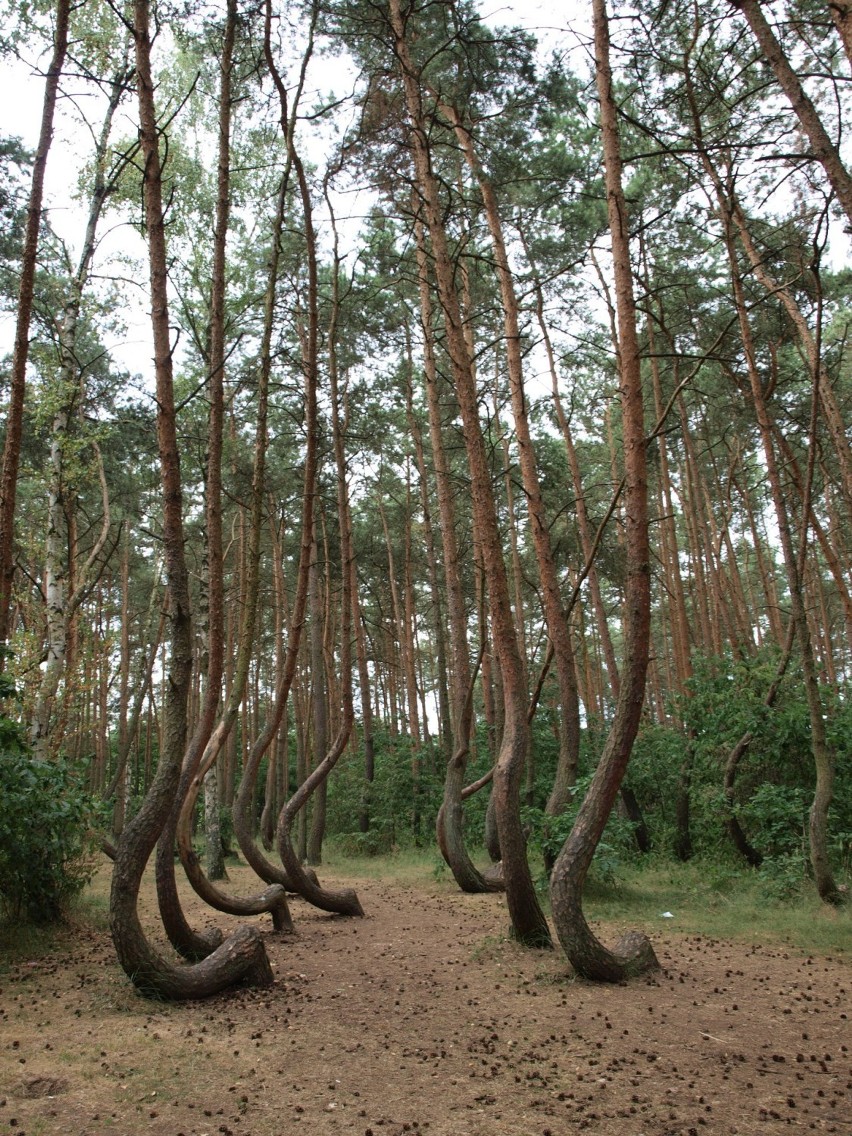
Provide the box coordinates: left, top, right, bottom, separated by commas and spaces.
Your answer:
0, 0, 849, 992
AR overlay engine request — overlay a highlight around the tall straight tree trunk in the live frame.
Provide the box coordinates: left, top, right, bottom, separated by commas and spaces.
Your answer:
306, 529, 329, 866
772, 428, 852, 653
353, 583, 375, 832
260, 508, 289, 849
403, 463, 422, 745
404, 357, 451, 761
527, 261, 621, 711
677, 401, 715, 653
685, 55, 841, 904
377, 490, 415, 738
738, 472, 786, 646
29, 58, 129, 757
550, 0, 659, 981
735, 0, 852, 225
648, 341, 695, 859
0, 0, 70, 656
388, 0, 549, 945
728, 194, 852, 528
105, 573, 165, 836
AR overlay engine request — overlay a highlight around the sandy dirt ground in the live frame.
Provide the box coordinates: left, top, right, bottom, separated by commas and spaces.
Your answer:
0, 862, 849, 1136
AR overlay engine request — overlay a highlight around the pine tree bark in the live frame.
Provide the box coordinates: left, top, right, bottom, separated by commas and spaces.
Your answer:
306, 530, 329, 866
0, 0, 70, 656
443, 107, 582, 824
153, 0, 291, 958
550, 0, 659, 981
109, 0, 273, 997
412, 216, 500, 893
830, 0, 852, 66
734, 0, 852, 225
388, 0, 549, 945
404, 357, 451, 762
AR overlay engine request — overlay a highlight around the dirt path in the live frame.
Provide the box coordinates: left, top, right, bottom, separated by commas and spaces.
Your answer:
0, 864, 848, 1135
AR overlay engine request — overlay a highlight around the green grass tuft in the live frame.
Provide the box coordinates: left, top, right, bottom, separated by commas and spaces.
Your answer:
581, 860, 851, 956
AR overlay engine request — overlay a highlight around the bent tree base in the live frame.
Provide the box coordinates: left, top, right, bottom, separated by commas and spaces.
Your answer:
109, 771, 276, 999
550, 854, 659, 982
544, 0, 662, 986
111, 912, 274, 1000
436, 763, 504, 894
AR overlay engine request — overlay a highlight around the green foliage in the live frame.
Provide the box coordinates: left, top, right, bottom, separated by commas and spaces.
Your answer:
0, 134, 31, 283
326, 730, 443, 854
622, 725, 689, 853
609, 651, 852, 892
522, 773, 640, 889
739, 784, 808, 861
0, 666, 101, 923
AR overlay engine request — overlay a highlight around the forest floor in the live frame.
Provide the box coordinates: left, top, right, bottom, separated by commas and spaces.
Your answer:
0, 857, 849, 1136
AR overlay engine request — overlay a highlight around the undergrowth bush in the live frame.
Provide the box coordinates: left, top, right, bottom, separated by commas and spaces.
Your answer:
325, 730, 443, 852
522, 772, 640, 889
0, 669, 100, 922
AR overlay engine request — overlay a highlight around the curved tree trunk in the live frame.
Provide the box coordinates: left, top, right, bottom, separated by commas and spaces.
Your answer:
275, 187, 363, 919
152, 0, 291, 960
388, 0, 549, 946
109, 0, 272, 998
202, 155, 291, 890
444, 104, 582, 827
231, 8, 332, 904
169, 0, 324, 928
549, 0, 659, 982
412, 215, 499, 893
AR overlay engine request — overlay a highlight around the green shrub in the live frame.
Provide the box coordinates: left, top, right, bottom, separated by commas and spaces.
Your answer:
0, 677, 100, 922
738, 783, 808, 861
326, 730, 443, 851
522, 773, 639, 889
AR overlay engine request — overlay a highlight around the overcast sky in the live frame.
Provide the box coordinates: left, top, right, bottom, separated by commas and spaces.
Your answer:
0, 2, 595, 377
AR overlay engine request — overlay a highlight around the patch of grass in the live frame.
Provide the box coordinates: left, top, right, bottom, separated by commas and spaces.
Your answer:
580, 860, 851, 956
0, 918, 61, 970
58, 847, 851, 965
322, 842, 445, 884
75, 888, 111, 931
470, 933, 510, 962
0, 874, 111, 982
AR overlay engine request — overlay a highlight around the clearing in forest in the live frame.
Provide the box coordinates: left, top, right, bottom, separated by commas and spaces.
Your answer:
0, 862, 849, 1136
